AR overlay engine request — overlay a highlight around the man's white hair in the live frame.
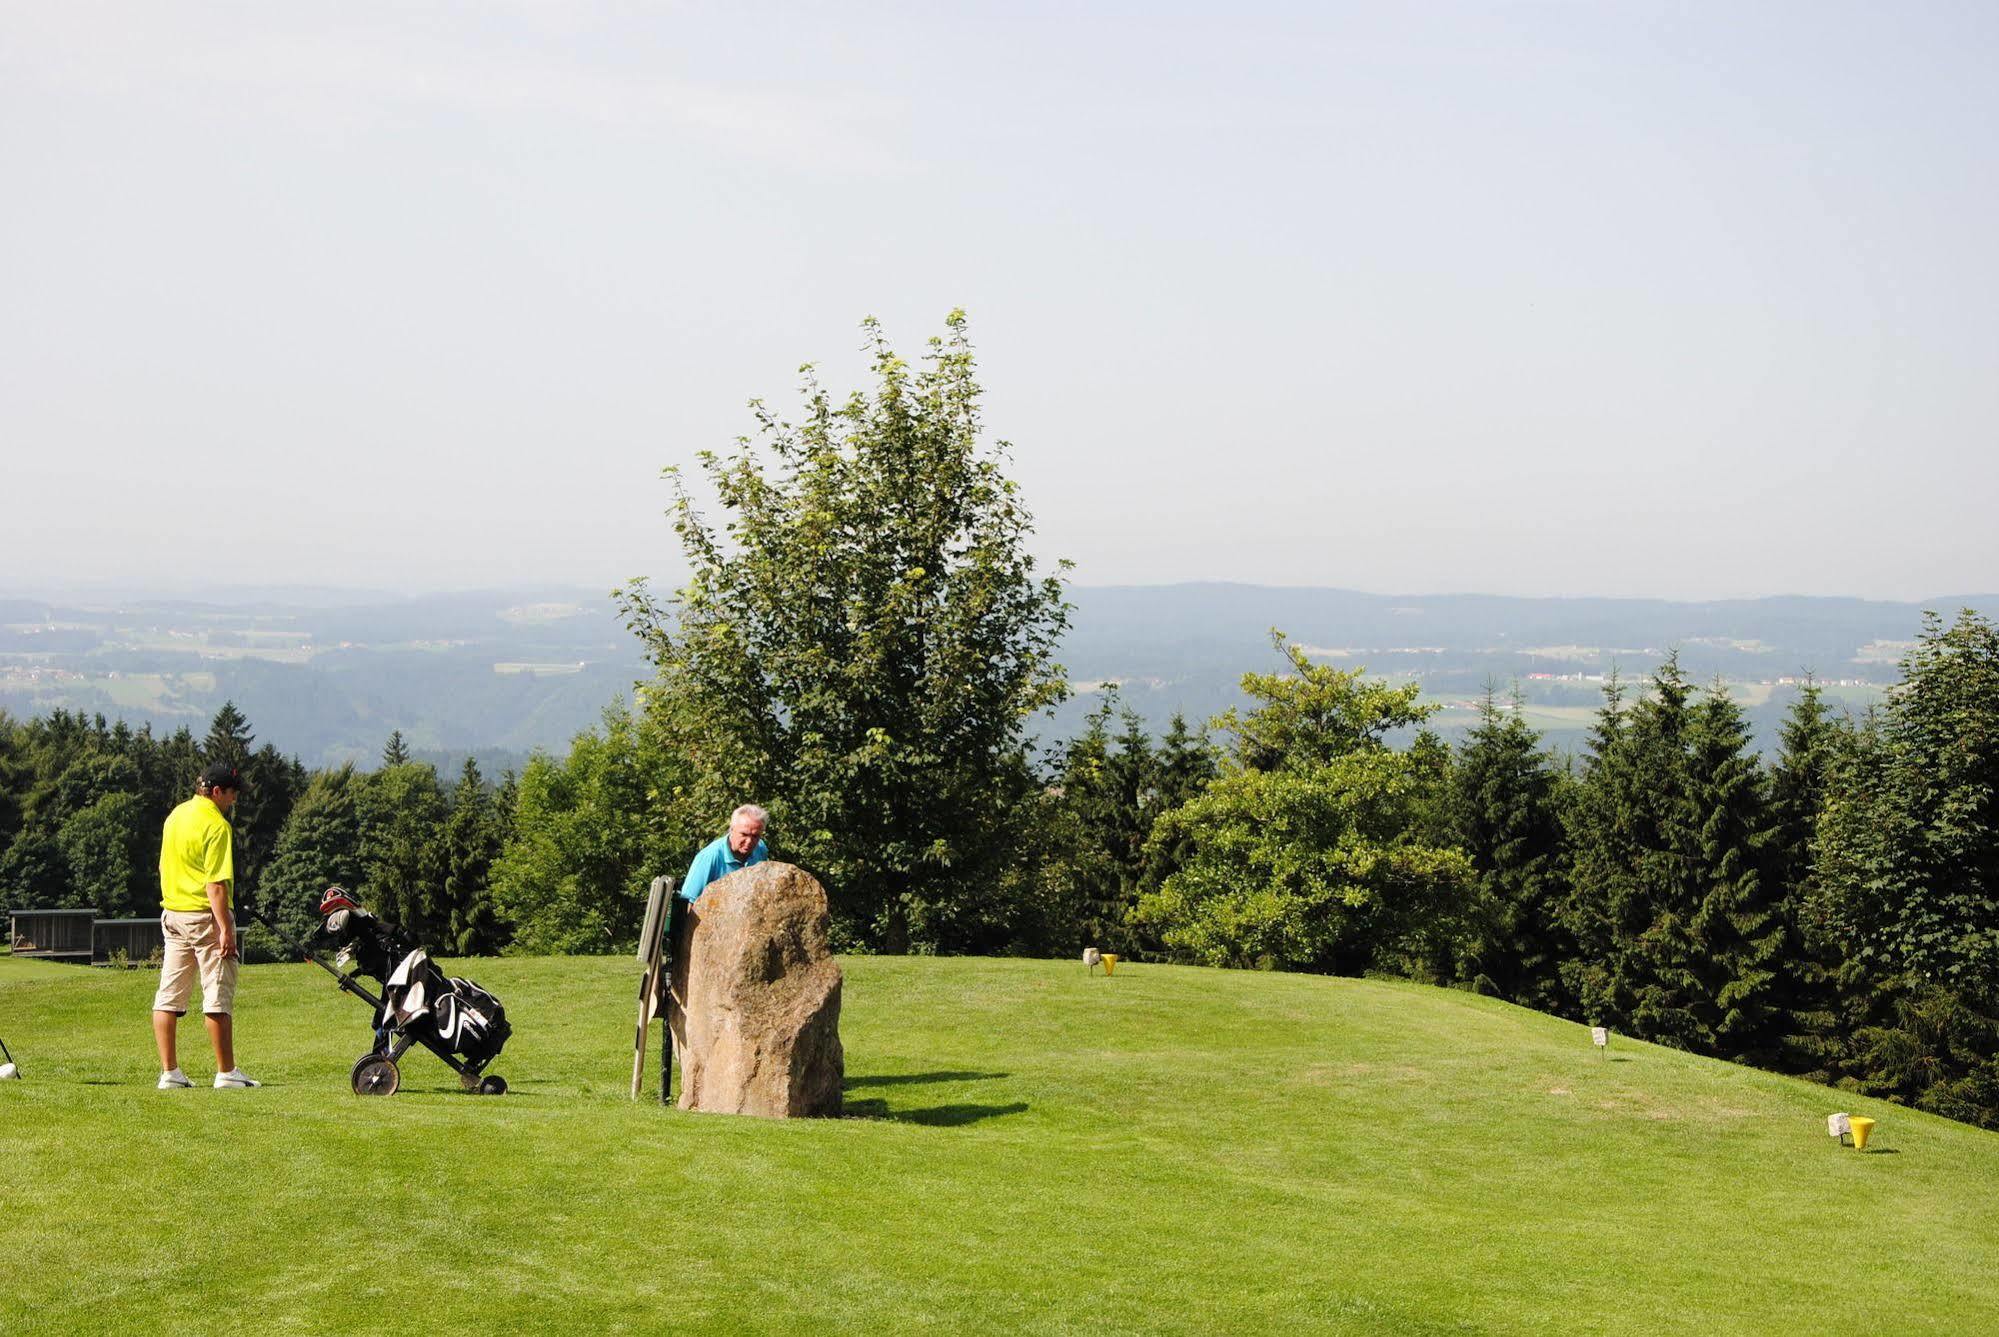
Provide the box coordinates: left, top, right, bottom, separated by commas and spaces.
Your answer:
731, 804, 768, 825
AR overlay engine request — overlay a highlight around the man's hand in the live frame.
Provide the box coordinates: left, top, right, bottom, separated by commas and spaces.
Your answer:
207, 882, 238, 960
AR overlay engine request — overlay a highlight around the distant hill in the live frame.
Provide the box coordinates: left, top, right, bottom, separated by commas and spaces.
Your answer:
4, 583, 1995, 764
1054, 584, 1999, 753
0, 588, 647, 766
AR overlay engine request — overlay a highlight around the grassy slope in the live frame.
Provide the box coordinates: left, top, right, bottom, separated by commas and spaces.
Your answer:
1, 953, 1993, 1335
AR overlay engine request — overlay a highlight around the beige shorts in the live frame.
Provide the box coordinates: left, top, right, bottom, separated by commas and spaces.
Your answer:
152, 910, 238, 1016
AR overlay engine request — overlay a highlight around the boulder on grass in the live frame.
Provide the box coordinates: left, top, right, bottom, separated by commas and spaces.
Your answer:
667, 861, 843, 1117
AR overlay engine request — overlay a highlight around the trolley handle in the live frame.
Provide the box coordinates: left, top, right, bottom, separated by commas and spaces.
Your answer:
246, 906, 386, 1011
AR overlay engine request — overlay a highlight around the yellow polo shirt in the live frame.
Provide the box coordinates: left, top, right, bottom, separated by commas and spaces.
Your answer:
159, 795, 234, 913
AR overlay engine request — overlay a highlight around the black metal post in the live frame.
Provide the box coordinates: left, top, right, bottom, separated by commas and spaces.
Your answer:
660, 893, 685, 1106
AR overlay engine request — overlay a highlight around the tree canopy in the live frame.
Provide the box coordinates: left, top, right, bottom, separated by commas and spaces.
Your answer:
618, 312, 1071, 952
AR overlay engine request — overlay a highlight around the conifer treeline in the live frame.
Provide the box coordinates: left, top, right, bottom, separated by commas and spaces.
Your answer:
4, 611, 1995, 1127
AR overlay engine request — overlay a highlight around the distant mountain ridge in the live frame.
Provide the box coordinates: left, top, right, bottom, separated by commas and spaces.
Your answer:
4, 584, 1994, 765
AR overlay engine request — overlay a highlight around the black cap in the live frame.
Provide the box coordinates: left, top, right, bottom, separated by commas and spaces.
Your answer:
199, 762, 244, 792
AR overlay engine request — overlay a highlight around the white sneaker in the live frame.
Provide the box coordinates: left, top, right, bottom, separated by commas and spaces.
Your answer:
213, 1069, 261, 1089
158, 1069, 192, 1089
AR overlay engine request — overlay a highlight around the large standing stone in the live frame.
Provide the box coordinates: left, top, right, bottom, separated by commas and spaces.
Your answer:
666, 861, 844, 1117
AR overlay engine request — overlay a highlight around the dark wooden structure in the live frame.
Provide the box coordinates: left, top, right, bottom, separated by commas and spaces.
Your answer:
6, 908, 96, 962
93, 917, 166, 965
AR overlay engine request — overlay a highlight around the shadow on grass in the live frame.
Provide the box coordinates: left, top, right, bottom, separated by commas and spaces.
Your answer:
844, 1098, 1029, 1127
845, 1070, 1008, 1089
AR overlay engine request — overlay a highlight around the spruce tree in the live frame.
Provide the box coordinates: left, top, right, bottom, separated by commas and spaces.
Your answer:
1142, 712, 1217, 895
381, 730, 412, 768
0, 711, 27, 868
1562, 670, 1640, 1027
200, 702, 291, 916
442, 758, 508, 956
1452, 685, 1572, 1013
203, 701, 253, 771
1048, 697, 1128, 952
1049, 691, 1169, 955
1684, 681, 1784, 1063
1766, 679, 1851, 1080
1564, 658, 1718, 1048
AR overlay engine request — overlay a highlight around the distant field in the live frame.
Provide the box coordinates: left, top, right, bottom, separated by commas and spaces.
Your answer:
100, 674, 174, 710
3, 954, 1992, 1334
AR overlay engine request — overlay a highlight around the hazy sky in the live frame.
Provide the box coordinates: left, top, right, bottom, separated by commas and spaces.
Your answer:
4, 2, 1995, 600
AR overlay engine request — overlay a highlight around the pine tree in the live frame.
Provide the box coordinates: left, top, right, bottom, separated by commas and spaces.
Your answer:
199, 701, 288, 916
1564, 658, 1713, 1046
1048, 698, 1126, 951
381, 730, 412, 768
1766, 679, 1851, 1080
1684, 681, 1784, 1063
1141, 711, 1218, 900
0, 711, 27, 869
1562, 670, 1639, 1026
1048, 691, 1167, 955
442, 758, 508, 956
1452, 685, 1573, 1013
494, 769, 519, 846
203, 701, 253, 771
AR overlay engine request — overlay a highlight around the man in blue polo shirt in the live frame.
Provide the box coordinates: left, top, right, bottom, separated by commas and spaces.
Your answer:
680, 804, 770, 902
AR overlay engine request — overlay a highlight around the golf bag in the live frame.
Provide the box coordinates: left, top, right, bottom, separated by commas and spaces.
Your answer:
319, 889, 511, 1096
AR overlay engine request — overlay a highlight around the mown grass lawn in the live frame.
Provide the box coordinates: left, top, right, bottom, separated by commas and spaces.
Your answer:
2, 952, 1994, 1334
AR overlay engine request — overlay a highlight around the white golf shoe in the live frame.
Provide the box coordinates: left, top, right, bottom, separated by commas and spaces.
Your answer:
213, 1069, 261, 1088
158, 1069, 193, 1089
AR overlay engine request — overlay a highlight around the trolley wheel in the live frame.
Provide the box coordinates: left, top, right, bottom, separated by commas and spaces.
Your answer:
478, 1074, 508, 1096
351, 1054, 401, 1097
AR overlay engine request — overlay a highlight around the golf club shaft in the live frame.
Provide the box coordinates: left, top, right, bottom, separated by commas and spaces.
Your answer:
247, 906, 386, 1010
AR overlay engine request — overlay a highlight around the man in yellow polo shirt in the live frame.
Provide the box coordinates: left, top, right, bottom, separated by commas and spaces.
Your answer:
152, 762, 260, 1090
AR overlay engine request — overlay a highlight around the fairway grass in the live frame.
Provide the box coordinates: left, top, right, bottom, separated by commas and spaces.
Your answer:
2, 953, 1994, 1334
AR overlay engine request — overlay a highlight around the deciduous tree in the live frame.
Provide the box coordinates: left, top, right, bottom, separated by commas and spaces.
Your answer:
1135, 635, 1472, 973
618, 313, 1070, 952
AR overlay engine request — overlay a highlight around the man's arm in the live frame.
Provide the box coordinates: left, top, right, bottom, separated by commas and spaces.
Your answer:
202, 822, 237, 957
208, 882, 237, 960
680, 843, 717, 902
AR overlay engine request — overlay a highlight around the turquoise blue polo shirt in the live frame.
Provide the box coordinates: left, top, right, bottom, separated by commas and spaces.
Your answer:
679, 835, 770, 902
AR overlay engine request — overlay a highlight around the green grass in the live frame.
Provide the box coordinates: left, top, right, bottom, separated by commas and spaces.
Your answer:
2, 954, 1993, 1334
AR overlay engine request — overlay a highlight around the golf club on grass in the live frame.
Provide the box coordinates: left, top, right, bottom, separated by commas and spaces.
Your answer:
0, 1036, 20, 1079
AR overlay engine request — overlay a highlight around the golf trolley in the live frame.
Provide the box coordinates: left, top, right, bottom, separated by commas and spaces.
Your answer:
308, 887, 511, 1097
